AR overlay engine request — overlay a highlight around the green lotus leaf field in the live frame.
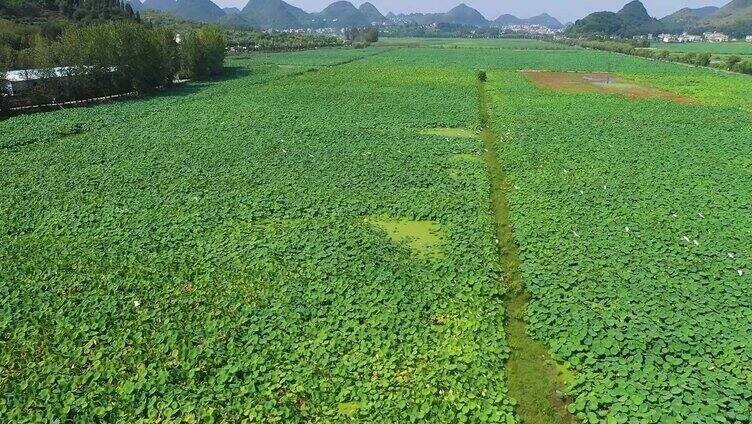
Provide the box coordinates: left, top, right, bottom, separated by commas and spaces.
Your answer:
2, 39, 750, 423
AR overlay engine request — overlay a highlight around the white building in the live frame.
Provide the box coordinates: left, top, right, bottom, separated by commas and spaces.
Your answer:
746, 35, 752, 43
3, 68, 75, 95
658, 33, 678, 43
704, 32, 729, 43
678, 34, 703, 43
3, 66, 116, 96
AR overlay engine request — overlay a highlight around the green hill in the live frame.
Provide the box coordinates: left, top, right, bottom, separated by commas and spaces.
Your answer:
359, 2, 385, 24
171, 0, 225, 22
567, 0, 663, 37
440, 3, 488, 26
241, 0, 308, 29
525, 13, 564, 29
616, 0, 664, 33
392, 6, 564, 29
494, 13, 563, 29
314, 1, 369, 28
494, 14, 523, 26
393, 3, 491, 27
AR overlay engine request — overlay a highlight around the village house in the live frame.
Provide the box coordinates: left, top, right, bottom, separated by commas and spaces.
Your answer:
747, 35, 752, 43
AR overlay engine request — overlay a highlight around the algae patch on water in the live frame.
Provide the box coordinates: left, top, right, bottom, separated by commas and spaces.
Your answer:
368, 217, 445, 258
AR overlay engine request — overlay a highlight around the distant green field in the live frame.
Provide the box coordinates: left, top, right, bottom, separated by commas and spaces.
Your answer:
651, 42, 752, 54
3, 40, 752, 423
381, 37, 575, 50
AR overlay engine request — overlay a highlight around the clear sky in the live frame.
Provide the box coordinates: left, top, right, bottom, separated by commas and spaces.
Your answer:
214, 0, 729, 23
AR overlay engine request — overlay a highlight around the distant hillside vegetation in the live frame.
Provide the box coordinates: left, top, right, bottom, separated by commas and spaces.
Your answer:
142, 0, 177, 12
660, 6, 718, 33
218, 13, 252, 28
0, 0, 138, 23
138, 0, 224, 22
695, 0, 752, 37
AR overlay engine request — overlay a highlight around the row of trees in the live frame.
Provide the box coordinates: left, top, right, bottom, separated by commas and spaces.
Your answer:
381, 22, 501, 39
562, 38, 752, 75
675, 52, 713, 67
140, 10, 346, 53
1, 21, 225, 111
219, 25, 343, 52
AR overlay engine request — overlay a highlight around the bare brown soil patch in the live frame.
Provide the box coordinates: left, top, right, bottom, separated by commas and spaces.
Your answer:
523, 71, 694, 104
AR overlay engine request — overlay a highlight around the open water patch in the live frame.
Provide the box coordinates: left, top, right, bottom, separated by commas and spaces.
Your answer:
367, 216, 445, 258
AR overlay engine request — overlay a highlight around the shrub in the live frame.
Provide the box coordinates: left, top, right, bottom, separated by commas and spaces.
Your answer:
732, 60, 752, 75
726, 55, 742, 71
680, 52, 698, 64
695, 52, 712, 67
477, 70, 487, 82
635, 49, 655, 59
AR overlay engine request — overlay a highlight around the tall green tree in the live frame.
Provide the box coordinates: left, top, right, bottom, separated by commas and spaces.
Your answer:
181, 25, 225, 79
